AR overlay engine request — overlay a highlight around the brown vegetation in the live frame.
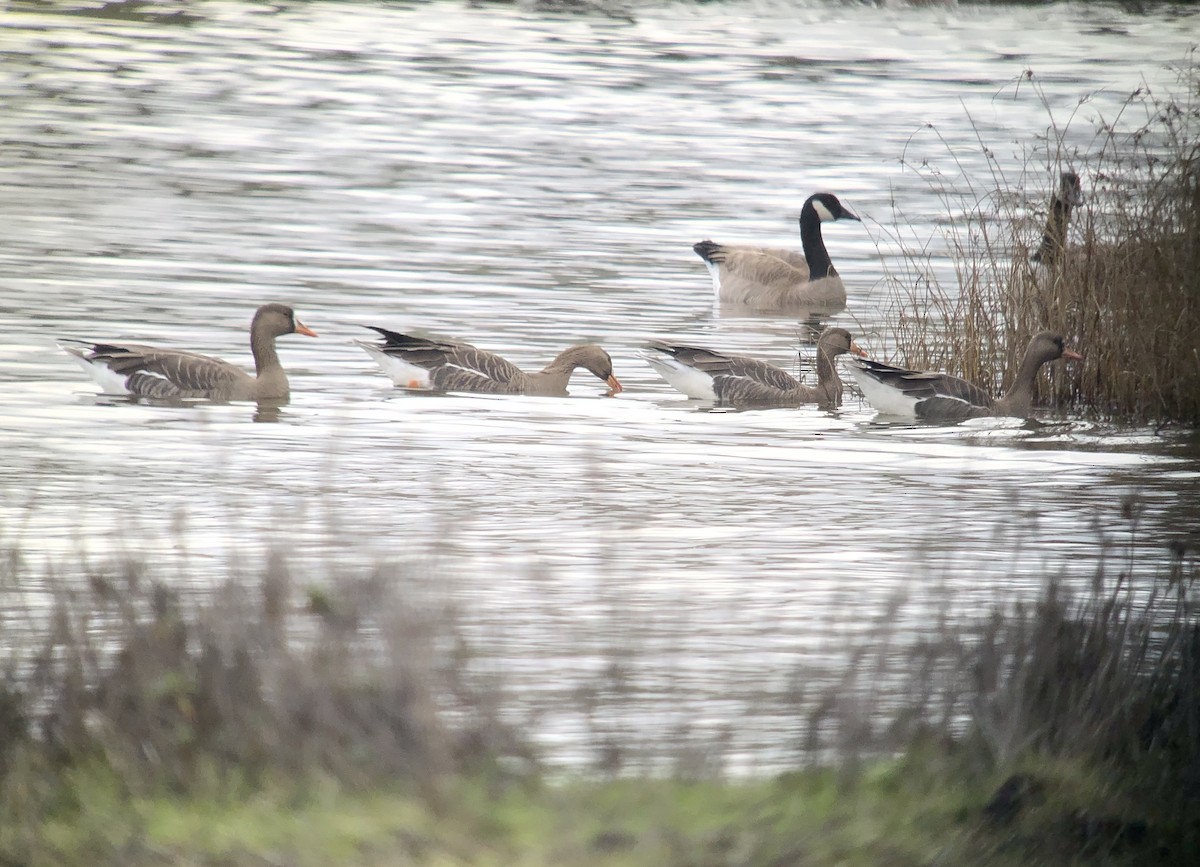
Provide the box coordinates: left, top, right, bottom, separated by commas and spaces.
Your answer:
879, 60, 1200, 423
0, 497, 1197, 862
0, 551, 524, 804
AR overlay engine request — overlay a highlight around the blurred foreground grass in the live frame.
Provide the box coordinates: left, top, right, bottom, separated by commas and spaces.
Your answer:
1, 498, 1197, 865
13, 750, 1180, 866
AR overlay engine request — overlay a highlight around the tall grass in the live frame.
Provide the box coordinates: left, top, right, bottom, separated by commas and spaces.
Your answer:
0, 548, 524, 806
788, 501, 1200, 856
1, 497, 1197, 860
878, 59, 1200, 423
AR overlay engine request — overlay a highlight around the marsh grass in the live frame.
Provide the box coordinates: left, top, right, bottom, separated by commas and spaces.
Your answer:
0, 545, 525, 807
1, 495, 1198, 863
771, 493, 1200, 859
877, 60, 1200, 422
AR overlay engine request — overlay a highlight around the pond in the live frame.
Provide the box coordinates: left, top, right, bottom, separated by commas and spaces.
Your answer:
1, 0, 1198, 770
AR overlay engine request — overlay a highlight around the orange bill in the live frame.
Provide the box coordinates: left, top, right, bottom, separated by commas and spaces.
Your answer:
606, 375, 623, 396
295, 319, 318, 338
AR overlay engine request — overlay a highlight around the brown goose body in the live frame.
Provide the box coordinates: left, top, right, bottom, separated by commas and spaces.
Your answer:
357, 326, 622, 397
1032, 170, 1084, 266
641, 327, 864, 408
64, 303, 317, 401
849, 331, 1083, 422
693, 192, 861, 311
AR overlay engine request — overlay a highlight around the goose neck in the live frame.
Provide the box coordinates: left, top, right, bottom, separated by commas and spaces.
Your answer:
799, 205, 833, 279
1000, 350, 1047, 415
814, 344, 842, 400
251, 327, 283, 378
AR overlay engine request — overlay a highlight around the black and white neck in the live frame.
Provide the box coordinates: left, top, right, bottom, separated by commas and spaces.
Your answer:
799, 193, 859, 280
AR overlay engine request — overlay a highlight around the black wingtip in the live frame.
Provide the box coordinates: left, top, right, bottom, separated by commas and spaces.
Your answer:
361, 324, 406, 344
692, 240, 724, 263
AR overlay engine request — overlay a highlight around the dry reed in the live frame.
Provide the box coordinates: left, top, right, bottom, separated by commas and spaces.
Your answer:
0, 548, 526, 805
878, 59, 1200, 423
1, 495, 1197, 860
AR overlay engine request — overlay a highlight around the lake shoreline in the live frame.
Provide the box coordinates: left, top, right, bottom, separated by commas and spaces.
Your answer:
13, 754, 1183, 866
3, 536, 1197, 864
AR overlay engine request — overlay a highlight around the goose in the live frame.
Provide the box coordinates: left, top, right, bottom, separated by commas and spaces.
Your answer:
693, 192, 861, 310
356, 326, 623, 396
848, 331, 1083, 422
63, 303, 318, 401
640, 326, 865, 407
1031, 170, 1084, 266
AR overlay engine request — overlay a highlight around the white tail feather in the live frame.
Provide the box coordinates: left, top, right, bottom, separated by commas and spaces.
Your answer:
355, 341, 433, 389
63, 347, 133, 395
848, 365, 920, 417
638, 349, 717, 400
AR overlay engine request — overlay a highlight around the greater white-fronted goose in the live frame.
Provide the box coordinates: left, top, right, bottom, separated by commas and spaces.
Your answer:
356, 326, 623, 397
848, 331, 1083, 421
63, 303, 318, 401
640, 327, 865, 407
1031, 170, 1084, 266
693, 192, 861, 310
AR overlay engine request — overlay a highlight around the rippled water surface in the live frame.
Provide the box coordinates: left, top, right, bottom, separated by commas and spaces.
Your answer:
2, 0, 1198, 768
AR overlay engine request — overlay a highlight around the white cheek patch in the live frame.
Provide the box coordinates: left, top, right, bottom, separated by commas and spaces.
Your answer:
812, 199, 835, 222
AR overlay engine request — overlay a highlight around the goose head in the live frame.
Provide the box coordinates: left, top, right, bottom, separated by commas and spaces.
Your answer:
253, 303, 318, 339
1059, 171, 1085, 208
1027, 331, 1083, 366
554, 344, 623, 395
805, 193, 861, 224
816, 326, 867, 360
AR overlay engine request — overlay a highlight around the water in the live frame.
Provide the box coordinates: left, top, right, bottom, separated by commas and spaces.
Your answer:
2, 0, 1198, 770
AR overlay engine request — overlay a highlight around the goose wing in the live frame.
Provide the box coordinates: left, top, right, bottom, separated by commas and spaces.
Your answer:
694, 241, 810, 279
363, 326, 526, 391
646, 341, 799, 392
917, 372, 992, 411
69, 341, 244, 398
712, 375, 809, 407
712, 248, 810, 289
427, 365, 523, 394
724, 245, 810, 276
852, 357, 993, 417
911, 395, 992, 422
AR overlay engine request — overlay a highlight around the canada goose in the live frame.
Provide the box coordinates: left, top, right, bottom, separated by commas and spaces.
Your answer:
848, 331, 1083, 421
63, 303, 318, 401
693, 192, 861, 310
640, 327, 865, 407
356, 326, 622, 396
1031, 171, 1084, 266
